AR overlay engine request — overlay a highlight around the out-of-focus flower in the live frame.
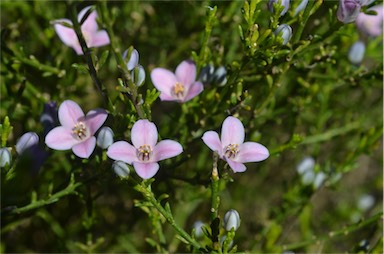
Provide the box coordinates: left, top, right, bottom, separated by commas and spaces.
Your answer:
97, 126, 114, 149
151, 60, 204, 103
192, 221, 205, 238
0, 148, 12, 167
123, 48, 146, 86
356, 5, 383, 37
274, 24, 293, 45
53, 6, 110, 55
16, 132, 39, 154
202, 116, 269, 173
112, 161, 130, 178
337, 0, 364, 23
223, 209, 241, 231
268, 0, 290, 16
107, 119, 183, 179
313, 171, 326, 189
40, 102, 58, 136
357, 194, 375, 211
297, 156, 316, 185
348, 40, 366, 64
198, 65, 227, 87
45, 100, 108, 158
294, 0, 308, 16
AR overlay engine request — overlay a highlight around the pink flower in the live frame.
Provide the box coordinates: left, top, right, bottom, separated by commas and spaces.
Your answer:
151, 60, 204, 103
107, 119, 183, 179
202, 116, 269, 173
53, 6, 110, 55
45, 100, 108, 158
356, 5, 383, 37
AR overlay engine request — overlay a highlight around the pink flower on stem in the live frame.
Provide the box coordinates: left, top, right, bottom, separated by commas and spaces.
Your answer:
151, 60, 204, 103
53, 6, 110, 55
107, 119, 183, 179
45, 100, 108, 158
202, 116, 269, 173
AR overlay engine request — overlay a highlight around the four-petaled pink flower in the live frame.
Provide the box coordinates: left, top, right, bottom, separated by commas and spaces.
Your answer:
202, 116, 269, 173
107, 119, 183, 179
45, 100, 108, 158
53, 6, 110, 55
151, 60, 204, 103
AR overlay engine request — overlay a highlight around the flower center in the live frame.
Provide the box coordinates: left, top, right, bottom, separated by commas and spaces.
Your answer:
72, 122, 90, 141
136, 144, 153, 162
171, 82, 185, 99
224, 144, 239, 159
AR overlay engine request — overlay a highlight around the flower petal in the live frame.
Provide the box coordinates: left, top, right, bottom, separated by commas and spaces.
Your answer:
221, 116, 245, 148
58, 100, 85, 128
88, 31, 110, 48
131, 120, 158, 148
202, 131, 222, 157
236, 142, 269, 163
53, 19, 82, 54
78, 6, 98, 32
45, 126, 78, 150
226, 159, 247, 173
133, 162, 160, 179
184, 81, 203, 102
175, 60, 196, 87
72, 136, 96, 158
85, 108, 108, 135
151, 68, 178, 98
107, 141, 137, 164
153, 140, 183, 161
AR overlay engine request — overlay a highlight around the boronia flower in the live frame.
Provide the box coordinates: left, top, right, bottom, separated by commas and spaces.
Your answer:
202, 116, 269, 173
107, 119, 183, 179
151, 60, 204, 103
53, 6, 110, 55
337, 0, 363, 23
45, 100, 108, 158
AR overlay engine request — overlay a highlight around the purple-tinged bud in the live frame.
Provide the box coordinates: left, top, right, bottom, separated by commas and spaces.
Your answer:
294, 0, 308, 16
274, 24, 292, 45
0, 148, 12, 167
97, 127, 114, 149
40, 101, 58, 136
337, 0, 363, 23
348, 41, 365, 64
132, 65, 146, 87
269, 0, 290, 16
212, 66, 227, 87
198, 65, 215, 84
223, 209, 241, 231
356, 5, 383, 37
123, 48, 139, 71
112, 161, 130, 178
16, 132, 39, 154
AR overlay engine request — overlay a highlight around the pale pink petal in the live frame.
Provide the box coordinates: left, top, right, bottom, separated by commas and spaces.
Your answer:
107, 141, 137, 164
226, 159, 247, 173
88, 31, 110, 48
160, 93, 177, 101
131, 120, 158, 148
202, 131, 222, 157
175, 60, 196, 88
133, 162, 160, 179
151, 68, 178, 98
236, 142, 269, 163
54, 19, 82, 54
78, 6, 98, 32
85, 108, 108, 135
153, 140, 182, 161
184, 81, 204, 102
58, 100, 85, 128
45, 126, 78, 150
221, 116, 245, 148
72, 136, 96, 158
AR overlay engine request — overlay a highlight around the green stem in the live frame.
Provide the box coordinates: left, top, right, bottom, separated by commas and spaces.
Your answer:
4, 174, 81, 215
293, 0, 322, 43
210, 151, 220, 221
282, 212, 383, 251
134, 182, 202, 251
